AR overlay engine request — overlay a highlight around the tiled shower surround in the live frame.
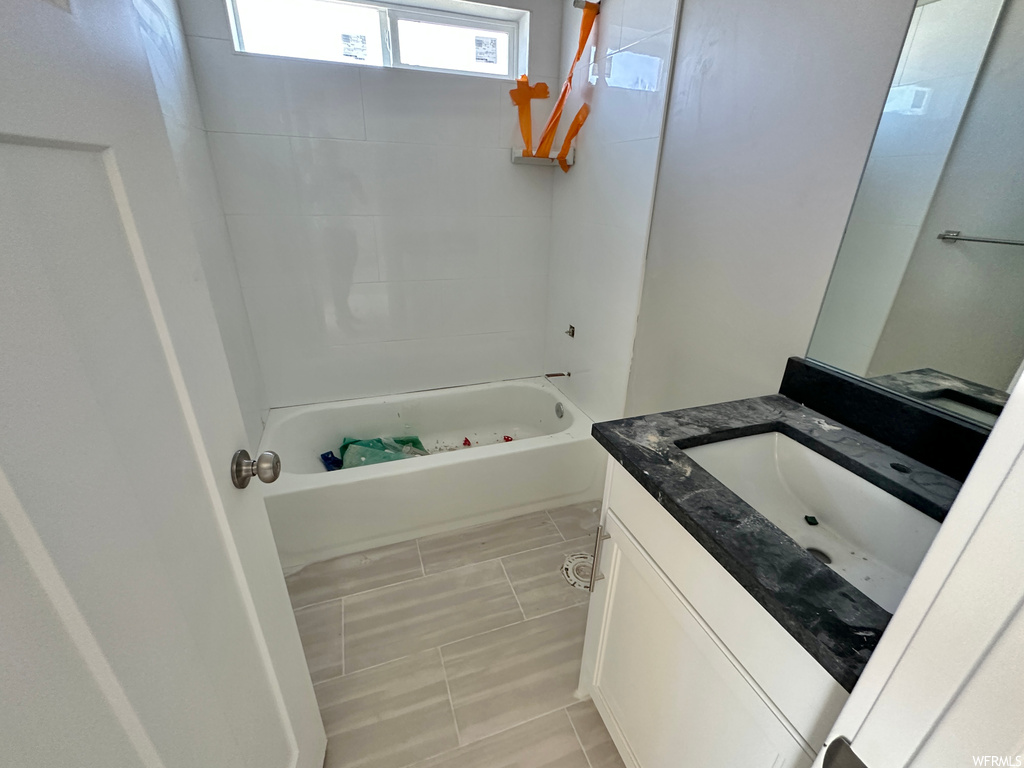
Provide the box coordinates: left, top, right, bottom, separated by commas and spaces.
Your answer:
285, 503, 625, 768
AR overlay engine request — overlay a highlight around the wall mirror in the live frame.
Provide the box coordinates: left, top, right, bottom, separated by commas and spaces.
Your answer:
807, 0, 1022, 428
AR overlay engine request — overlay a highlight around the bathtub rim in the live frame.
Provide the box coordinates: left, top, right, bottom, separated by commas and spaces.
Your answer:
257, 377, 593, 494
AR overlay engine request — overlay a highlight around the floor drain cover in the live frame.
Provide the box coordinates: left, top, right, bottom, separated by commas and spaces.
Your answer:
562, 553, 594, 590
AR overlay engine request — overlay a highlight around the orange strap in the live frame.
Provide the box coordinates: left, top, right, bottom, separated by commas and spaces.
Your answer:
508, 76, 550, 157
557, 103, 590, 172
535, 1, 599, 159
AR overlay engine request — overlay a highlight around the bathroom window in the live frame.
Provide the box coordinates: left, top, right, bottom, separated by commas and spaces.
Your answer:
230, 0, 528, 79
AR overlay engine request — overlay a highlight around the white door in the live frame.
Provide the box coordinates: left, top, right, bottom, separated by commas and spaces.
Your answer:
813, 381, 1024, 767
0, 2, 324, 767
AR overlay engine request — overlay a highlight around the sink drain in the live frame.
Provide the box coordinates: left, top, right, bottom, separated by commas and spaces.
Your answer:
562, 552, 594, 590
807, 547, 832, 565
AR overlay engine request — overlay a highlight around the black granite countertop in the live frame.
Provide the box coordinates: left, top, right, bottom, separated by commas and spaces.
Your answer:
591, 394, 962, 692
870, 368, 1008, 422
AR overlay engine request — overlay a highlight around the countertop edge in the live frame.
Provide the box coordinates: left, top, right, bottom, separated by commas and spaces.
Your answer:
590, 394, 962, 692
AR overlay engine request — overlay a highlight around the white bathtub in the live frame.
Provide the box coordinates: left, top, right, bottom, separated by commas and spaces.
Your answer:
259, 378, 606, 573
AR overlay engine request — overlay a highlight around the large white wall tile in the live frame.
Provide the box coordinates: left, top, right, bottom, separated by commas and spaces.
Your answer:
189, 38, 292, 135
259, 330, 545, 406
590, 0, 625, 62
375, 216, 499, 281
208, 132, 299, 214
592, 29, 675, 139
227, 215, 378, 301
191, 215, 269, 443
569, 137, 661, 233
291, 139, 483, 217
137, 0, 207, 130
307, 216, 380, 283
291, 137, 375, 216
165, 121, 229, 220
497, 217, 551, 278
476, 148, 555, 217
190, 38, 367, 139
618, 0, 677, 51
541, 0, 676, 423
177, 0, 234, 40
184, 0, 561, 407
360, 69, 500, 146
283, 58, 366, 140
138, 0, 270, 446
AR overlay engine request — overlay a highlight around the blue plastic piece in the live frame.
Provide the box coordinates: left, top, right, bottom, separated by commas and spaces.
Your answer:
320, 450, 345, 471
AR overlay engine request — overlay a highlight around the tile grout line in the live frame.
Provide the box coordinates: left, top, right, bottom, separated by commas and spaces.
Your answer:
499, 558, 527, 622
291, 571, 425, 613
436, 647, 463, 747
415, 537, 426, 577
288, 507, 600, 611
454, 701, 598, 754
565, 706, 596, 768
320, 609, 527, 683
293, 534, 593, 611
314, 602, 587, 686
547, 510, 567, 542
344, 606, 524, 676
394, 702, 594, 768
436, 602, 584, 652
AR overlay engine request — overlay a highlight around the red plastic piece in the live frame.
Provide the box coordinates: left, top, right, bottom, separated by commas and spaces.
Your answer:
463, 437, 472, 447
503, 435, 514, 442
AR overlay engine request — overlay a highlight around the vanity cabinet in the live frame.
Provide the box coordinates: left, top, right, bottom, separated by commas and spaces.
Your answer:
579, 460, 849, 768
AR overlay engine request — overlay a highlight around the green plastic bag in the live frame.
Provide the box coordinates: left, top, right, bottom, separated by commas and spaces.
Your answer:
338, 436, 428, 469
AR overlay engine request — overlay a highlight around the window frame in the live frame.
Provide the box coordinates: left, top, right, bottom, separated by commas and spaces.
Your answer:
228, 0, 530, 81
387, 6, 520, 79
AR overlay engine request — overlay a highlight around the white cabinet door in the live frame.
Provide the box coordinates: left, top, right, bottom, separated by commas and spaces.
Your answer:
585, 513, 812, 768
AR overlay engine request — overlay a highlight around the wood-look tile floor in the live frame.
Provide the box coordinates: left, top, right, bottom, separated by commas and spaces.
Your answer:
286, 502, 627, 768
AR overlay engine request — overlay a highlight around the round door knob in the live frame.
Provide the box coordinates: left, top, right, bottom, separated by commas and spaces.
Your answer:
254, 451, 281, 483
231, 449, 281, 489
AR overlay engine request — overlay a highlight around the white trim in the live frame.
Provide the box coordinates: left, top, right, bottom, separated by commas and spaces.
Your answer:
388, 6, 520, 78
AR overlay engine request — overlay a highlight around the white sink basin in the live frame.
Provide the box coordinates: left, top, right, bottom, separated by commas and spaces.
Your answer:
683, 432, 940, 613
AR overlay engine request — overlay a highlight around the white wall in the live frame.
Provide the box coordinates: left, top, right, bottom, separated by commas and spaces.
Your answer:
177, 0, 563, 409
868, 0, 1024, 390
135, 0, 268, 447
624, 0, 917, 416
543, 0, 680, 422
807, 0, 1003, 376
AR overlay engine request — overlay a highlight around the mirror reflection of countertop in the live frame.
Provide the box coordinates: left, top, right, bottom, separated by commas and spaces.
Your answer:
870, 368, 1008, 426
592, 394, 962, 691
